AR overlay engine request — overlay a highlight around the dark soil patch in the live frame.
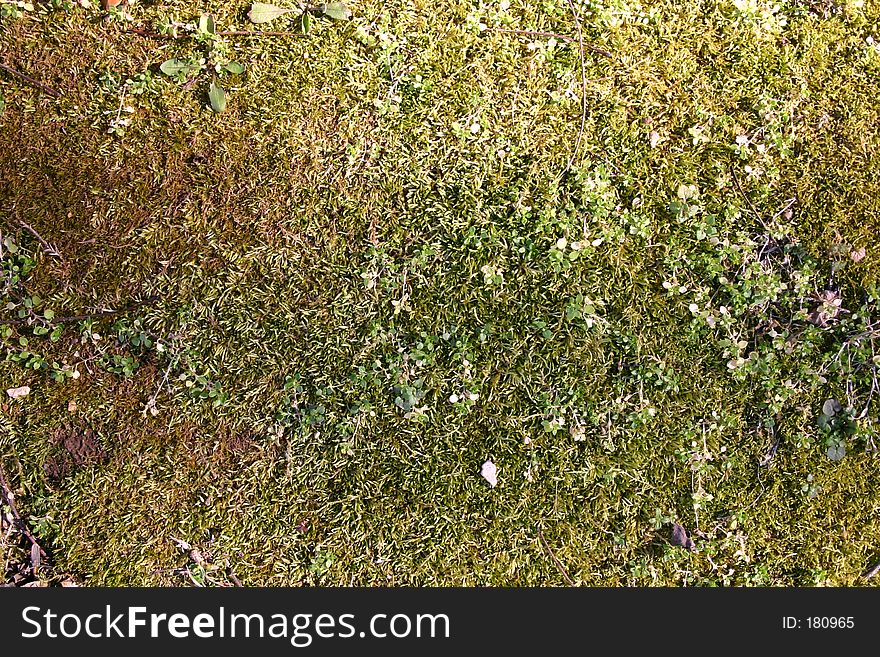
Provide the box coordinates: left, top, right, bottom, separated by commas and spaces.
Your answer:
223, 429, 255, 456
43, 424, 108, 482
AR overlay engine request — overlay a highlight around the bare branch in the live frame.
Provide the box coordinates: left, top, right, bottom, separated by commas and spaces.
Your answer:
0, 62, 62, 98
538, 528, 576, 586
18, 221, 63, 261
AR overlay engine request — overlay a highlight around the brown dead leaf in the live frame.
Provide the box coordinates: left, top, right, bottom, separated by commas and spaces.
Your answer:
30, 543, 41, 571
807, 289, 842, 327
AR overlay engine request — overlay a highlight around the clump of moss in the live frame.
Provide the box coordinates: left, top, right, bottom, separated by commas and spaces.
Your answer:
1, 0, 879, 586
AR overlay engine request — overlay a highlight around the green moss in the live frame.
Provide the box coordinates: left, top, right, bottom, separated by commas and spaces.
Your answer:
1, 0, 880, 586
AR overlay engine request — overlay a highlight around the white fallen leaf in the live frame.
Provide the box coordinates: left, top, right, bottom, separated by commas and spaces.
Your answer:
649, 131, 660, 148
480, 460, 498, 487
6, 386, 30, 400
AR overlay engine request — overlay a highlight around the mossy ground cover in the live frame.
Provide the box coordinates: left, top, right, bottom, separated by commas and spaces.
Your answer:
1, 0, 879, 586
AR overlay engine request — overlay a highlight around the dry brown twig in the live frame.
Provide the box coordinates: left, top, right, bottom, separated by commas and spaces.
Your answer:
0, 62, 62, 98
730, 165, 771, 232
18, 221, 63, 261
128, 28, 309, 39
1, 295, 158, 327
226, 560, 244, 587
537, 528, 576, 586
863, 557, 880, 580
563, 0, 588, 177
0, 464, 48, 565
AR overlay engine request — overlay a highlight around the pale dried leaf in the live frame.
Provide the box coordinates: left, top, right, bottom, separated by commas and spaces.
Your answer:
7, 386, 30, 399
247, 2, 294, 23
320, 2, 351, 20
851, 247, 866, 263
169, 536, 192, 551
480, 460, 498, 487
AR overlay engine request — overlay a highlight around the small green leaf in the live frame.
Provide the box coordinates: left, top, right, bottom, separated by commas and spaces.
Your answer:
208, 82, 226, 113
300, 10, 311, 33
43, 309, 54, 321
247, 2, 294, 23
160, 58, 196, 77
198, 13, 216, 34
224, 62, 246, 75
319, 2, 351, 20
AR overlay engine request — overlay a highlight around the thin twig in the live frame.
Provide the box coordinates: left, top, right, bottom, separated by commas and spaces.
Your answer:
1, 296, 158, 326
730, 165, 770, 231
0, 62, 62, 98
128, 28, 308, 40
759, 422, 781, 467
0, 464, 47, 561
770, 197, 796, 221
143, 331, 184, 416
862, 557, 880, 580
563, 0, 588, 177
226, 560, 244, 587
218, 30, 309, 37
18, 221, 63, 261
537, 528, 575, 586
744, 462, 768, 512
484, 27, 575, 42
